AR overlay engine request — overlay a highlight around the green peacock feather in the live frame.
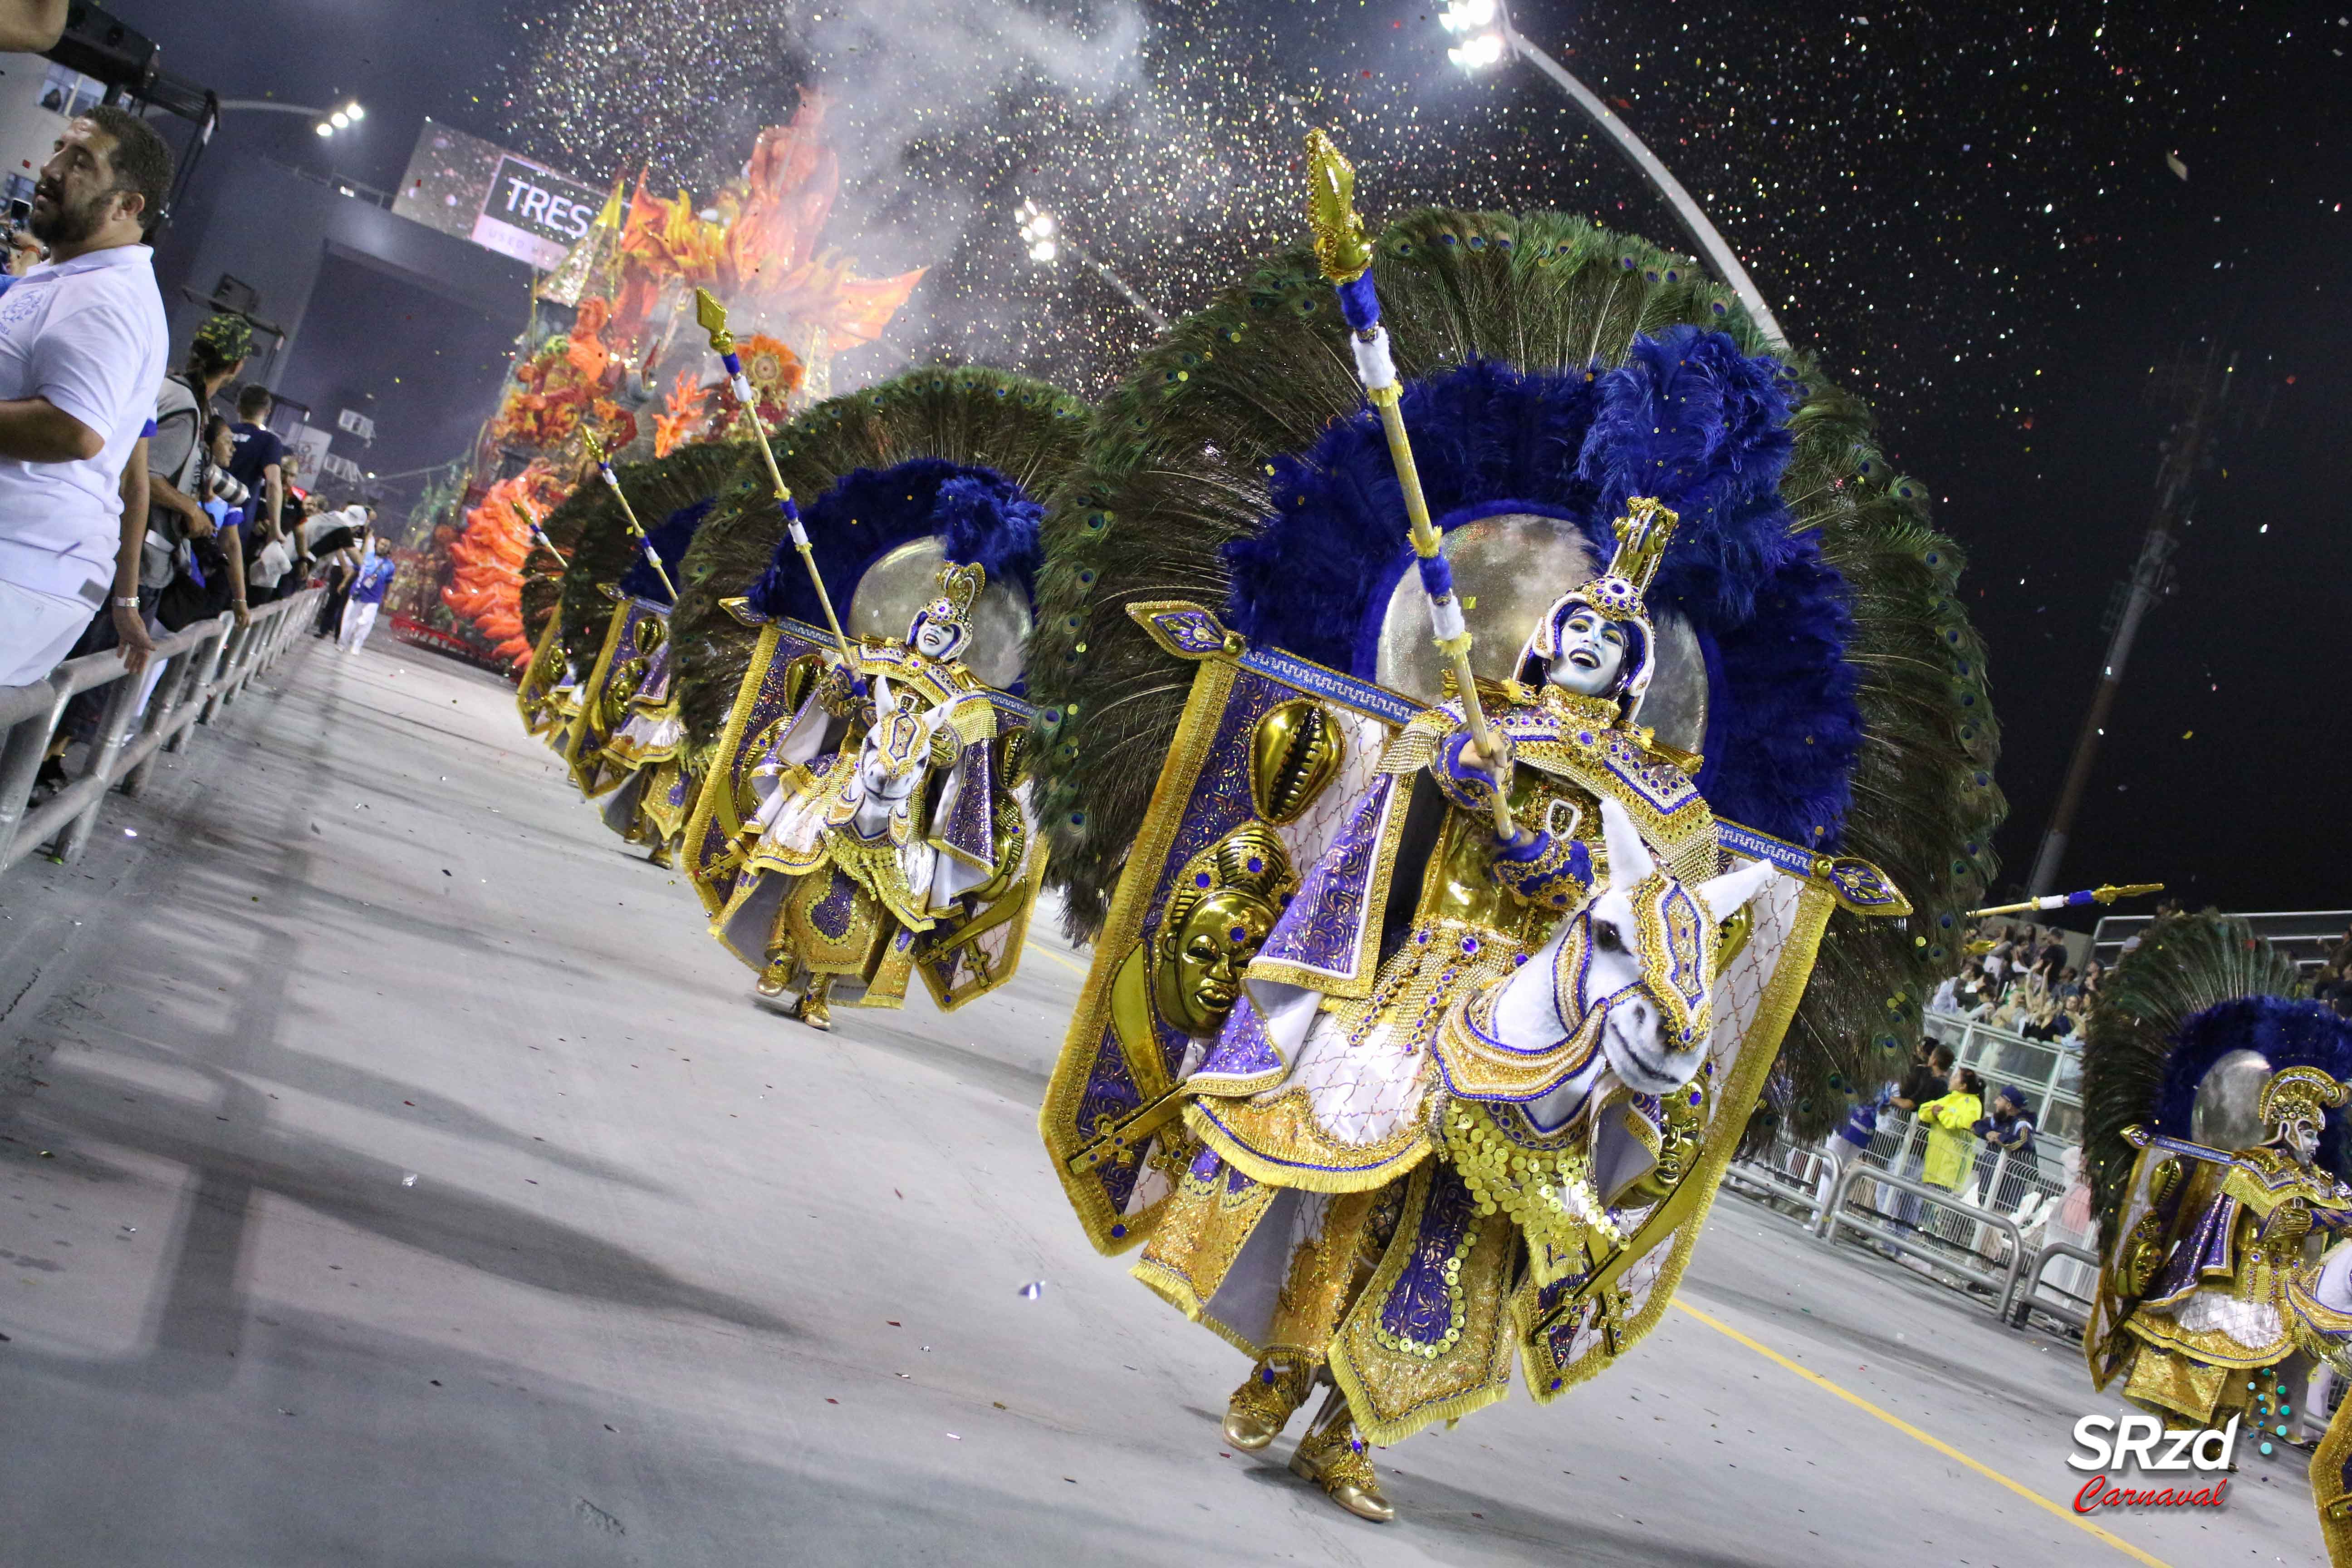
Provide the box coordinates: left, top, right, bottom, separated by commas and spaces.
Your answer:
520, 471, 596, 652
1023, 206, 2004, 1141
669, 365, 1091, 772
2080, 910, 2307, 1241
552, 441, 750, 672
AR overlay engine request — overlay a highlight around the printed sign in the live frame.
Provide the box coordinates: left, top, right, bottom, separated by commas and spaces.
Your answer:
392, 118, 603, 271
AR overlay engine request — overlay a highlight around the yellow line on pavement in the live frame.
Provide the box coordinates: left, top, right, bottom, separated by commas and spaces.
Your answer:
1670, 1299, 2172, 1568
1031, 943, 1088, 977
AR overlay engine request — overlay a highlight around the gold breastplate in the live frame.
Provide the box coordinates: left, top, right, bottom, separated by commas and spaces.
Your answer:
1416, 776, 1589, 944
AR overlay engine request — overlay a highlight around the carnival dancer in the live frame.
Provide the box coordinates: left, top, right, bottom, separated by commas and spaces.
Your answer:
591, 497, 712, 861
1037, 134, 1997, 1521
2079, 910, 2352, 1564
712, 558, 1018, 1026
668, 363, 1088, 1024
550, 441, 742, 797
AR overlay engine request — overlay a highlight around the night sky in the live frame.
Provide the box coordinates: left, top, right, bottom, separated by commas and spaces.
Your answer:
115, 0, 2349, 916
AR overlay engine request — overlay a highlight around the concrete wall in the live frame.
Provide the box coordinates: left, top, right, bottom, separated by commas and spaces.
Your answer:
154, 145, 532, 388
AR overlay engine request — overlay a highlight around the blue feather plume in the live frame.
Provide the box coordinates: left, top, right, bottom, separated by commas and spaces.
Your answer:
617, 497, 712, 606
2155, 996, 2352, 1167
746, 458, 1045, 623
1221, 327, 1861, 849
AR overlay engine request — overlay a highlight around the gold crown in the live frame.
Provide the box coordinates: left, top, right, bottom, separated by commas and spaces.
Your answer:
931, 560, 985, 627
1566, 497, 1680, 623
2259, 1065, 2351, 1128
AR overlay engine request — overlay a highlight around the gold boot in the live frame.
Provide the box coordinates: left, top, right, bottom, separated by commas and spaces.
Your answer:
755, 954, 795, 999
1224, 1355, 1315, 1451
794, 975, 834, 1031
1289, 1390, 1393, 1523
647, 837, 674, 869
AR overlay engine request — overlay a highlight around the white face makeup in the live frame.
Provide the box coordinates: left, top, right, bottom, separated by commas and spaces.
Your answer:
912, 616, 958, 658
1546, 607, 1628, 697
2287, 1114, 2322, 1165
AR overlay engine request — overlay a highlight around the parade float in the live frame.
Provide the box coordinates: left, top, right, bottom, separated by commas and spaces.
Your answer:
436, 95, 926, 673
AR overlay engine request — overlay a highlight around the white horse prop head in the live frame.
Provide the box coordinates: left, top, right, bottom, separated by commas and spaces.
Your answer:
1570, 796, 1780, 1094
839, 671, 955, 842
1475, 796, 1782, 1118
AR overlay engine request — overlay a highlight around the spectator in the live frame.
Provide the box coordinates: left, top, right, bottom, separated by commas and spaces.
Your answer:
0, 108, 170, 687
294, 495, 353, 566
1881, 1042, 1954, 1234
151, 414, 247, 632
1918, 1065, 1986, 1196
225, 383, 287, 544
1976, 1084, 2038, 1176
245, 491, 299, 604
2037, 930, 2069, 975
311, 506, 368, 637
147, 315, 252, 633
2313, 962, 2352, 1020
2055, 964, 2083, 1001
336, 532, 395, 653
2080, 959, 2106, 999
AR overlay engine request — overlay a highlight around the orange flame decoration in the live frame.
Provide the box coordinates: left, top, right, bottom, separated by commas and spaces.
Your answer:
491, 297, 628, 452
482, 96, 923, 484
441, 467, 573, 666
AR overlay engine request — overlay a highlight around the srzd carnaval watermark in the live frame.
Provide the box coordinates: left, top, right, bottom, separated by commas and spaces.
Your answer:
2068, 1413, 2240, 1514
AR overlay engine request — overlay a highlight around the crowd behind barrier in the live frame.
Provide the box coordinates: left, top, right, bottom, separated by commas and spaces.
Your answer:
0, 587, 319, 879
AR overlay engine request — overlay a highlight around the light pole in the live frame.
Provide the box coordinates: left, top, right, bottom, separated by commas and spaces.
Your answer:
1440, 0, 1784, 346
216, 98, 365, 139
1017, 199, 1170, 334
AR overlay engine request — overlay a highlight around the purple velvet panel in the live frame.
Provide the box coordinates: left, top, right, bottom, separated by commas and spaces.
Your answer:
1377, 1161, 1481, 1351
809, 866, 861, 942
1254, 774, 1394, 980
939, 739, 996, 868
1193, 991, 1281, 1082
637, 635, 672, 702
2147, 1190, 2239, 1303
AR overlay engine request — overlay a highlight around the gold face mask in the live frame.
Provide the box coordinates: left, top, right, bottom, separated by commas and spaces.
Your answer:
1149, 822, 1297, 1038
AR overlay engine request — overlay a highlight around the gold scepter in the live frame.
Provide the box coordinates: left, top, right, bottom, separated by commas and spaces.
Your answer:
1968, 883, 2164, 919
1304, 129, 1515, 841
509, 497, 570, 573
578, 428, 678, 601
690, 287, 857, 671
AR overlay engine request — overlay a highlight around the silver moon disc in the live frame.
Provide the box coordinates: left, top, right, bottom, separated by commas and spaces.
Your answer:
1372, 513, 1709, 755
2190, 1048, 2273, 1154
846, 536, 1032, 690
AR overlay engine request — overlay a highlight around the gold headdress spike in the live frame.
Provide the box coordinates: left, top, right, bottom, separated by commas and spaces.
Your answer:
936, 560, 984, 624
1608, 497, 1678, 598
2259, 1066, 2352, 1129
1553, 497, 1680, 628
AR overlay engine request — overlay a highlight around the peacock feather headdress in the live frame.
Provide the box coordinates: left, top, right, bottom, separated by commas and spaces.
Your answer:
669, 365, 1090, 771
2080, 909, 2352, 1243
1024, 204, 2005, 1140
551, 441, 750, 671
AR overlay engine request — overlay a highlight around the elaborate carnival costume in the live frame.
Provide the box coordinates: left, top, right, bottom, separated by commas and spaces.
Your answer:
545, 442, 743, 794
590, 498, 716, 861
1035, 142, 2001, 1521
2080, 911, 2352, 1564
669, 366, 1088, 1025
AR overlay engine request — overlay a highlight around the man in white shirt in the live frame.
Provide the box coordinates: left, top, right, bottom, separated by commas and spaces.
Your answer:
0, 107, 171, 686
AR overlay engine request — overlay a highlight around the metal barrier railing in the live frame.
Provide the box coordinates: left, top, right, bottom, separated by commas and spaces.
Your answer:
2008, 1240, 2101, 1331
0, 588, 321, 877
1814, 1160, 2029, 1316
